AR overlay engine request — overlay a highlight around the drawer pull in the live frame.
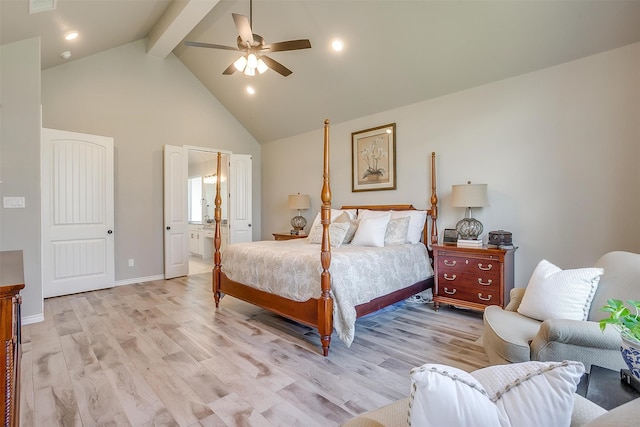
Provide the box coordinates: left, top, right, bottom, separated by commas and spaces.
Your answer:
443, 274, 457, 281
478, 263, 493, 271
477, 278, 493, 286
443, 259, 456, 267
443, 287, 457, 295
477, 293, 492, 301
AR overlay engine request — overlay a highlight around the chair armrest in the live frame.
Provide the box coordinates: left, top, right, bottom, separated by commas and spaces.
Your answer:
535, 319, 621, 349
504, 287, 526, 312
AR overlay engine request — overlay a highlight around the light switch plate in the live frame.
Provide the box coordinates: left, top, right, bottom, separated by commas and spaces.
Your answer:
3, 197, 25, 208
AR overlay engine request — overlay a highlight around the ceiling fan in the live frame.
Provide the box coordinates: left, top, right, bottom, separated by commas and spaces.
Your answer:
184, 0, 311, 77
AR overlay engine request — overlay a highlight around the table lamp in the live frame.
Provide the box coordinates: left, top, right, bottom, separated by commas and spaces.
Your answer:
451, 182, 488, 240
288, 193, 310, 232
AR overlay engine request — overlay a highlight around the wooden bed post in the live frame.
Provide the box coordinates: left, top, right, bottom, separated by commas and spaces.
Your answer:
430, 152, 438, 245
213, 152, 222, 307
319, 119, 333, 356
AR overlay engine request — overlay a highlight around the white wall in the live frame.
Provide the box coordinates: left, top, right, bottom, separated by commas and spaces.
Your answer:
0, 38, 44, 322
41, 39, 262, 282
262, 43, 640, 286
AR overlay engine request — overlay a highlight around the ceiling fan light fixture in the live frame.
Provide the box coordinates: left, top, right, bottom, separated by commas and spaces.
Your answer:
247, 53, 258, 69
234, 56, 247, 72
244, 66, 255, 76
256, 58, 268, 74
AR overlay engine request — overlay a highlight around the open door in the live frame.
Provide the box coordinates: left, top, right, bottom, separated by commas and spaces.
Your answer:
229, 154, 252, 244
163, 145, 189, 278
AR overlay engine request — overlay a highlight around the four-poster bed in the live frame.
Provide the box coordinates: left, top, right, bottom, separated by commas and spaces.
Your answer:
212, 119, 439, 356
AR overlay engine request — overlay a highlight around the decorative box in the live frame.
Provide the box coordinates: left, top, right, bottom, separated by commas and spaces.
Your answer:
488, 230, 512, 246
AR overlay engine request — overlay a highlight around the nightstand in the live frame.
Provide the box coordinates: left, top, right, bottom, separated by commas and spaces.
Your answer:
432, 245, 517, 311
272, 232, 308, 241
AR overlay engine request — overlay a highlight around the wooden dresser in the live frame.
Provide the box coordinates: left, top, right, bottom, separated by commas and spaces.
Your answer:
432, 245, 516, 312
0, 251, 25, 427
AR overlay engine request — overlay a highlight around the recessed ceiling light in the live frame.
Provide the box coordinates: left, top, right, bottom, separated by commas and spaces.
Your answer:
246, 86, 255, 95
331, 39, 344, 52
60, 51, 71, 60
65, 31, 78, 41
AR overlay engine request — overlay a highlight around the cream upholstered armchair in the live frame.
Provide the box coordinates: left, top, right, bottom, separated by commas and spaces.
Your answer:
483, 251, 640, 371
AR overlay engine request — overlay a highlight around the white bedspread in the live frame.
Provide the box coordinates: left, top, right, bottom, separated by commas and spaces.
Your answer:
221, 239, 433, 346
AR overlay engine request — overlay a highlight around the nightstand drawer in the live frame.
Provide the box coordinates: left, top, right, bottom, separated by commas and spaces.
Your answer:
439, 284, 500, 306
437, 271, 500, 290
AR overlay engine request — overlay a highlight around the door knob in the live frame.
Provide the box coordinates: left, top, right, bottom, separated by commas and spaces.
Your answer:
166, 226, 171, 230
107, 230, 113, 234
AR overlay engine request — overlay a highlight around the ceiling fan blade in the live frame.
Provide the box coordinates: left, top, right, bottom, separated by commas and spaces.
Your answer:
264, 39, 311, 52
232, 13, 254, 45
222, 62, 237, 75
184, 41, 239, 51
261, 55, 292, 77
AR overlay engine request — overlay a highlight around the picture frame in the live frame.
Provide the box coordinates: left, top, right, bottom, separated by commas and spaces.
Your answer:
351, 123, 396, 192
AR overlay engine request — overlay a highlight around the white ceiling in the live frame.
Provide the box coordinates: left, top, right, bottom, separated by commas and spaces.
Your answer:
2, 0, 639, 144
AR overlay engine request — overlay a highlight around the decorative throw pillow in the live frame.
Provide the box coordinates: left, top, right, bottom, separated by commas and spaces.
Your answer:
517, 259, 604, 321
391, 210, 427, 244
307, 222, 351, 247
333, 212, 358, 244
384, 216, 410, 245
309, 209, 357, 230
470, 360, 585, 427
350, 214, 391, 247
409, 364, 506, 426
409, 361, 585, 427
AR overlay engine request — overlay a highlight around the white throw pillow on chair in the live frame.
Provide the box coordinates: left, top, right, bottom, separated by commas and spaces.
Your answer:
517, 259, 603, 321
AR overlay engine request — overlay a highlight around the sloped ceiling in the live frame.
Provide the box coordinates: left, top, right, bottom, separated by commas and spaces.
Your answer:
2, 0, 639, 144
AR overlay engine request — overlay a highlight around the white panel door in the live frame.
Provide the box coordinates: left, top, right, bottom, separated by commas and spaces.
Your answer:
164, 145, 189, 279
229, 154, 252, 244
42, 128, 115, 298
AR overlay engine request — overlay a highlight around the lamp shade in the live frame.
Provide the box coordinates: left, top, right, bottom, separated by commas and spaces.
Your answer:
288, 194, 310, 210
451, 183, 488, 208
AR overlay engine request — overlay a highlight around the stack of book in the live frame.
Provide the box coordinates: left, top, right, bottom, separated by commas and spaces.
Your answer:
290, 230, 307, 236
457, 238, 483, 248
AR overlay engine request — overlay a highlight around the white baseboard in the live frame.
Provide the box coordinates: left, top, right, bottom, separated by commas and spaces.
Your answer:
22, 313, 45, 325
114, 274, 165, 287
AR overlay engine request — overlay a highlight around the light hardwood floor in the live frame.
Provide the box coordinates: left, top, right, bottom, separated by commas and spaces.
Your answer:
20, 273, 489, 426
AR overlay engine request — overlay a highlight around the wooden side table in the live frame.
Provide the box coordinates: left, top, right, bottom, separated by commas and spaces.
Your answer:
432, 244, 516, 311
273, 232, 308, 241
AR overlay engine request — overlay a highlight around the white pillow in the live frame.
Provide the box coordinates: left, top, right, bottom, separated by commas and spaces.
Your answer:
471, 360, 585, 427
350, 214, 391, 247
517, 259, 604, 321
384, 216, 409, 245
357, 209, 427, 244
409, 361, 585, 427
409, 364, 506, 427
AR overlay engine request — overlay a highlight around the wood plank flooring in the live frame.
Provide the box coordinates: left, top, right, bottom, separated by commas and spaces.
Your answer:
20, 273, 489, 426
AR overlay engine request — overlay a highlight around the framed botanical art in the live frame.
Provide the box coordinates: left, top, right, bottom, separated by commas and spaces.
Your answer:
351, 123, 396, 192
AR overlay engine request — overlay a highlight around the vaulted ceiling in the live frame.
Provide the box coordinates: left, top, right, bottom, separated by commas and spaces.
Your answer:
2, 0, 639, 144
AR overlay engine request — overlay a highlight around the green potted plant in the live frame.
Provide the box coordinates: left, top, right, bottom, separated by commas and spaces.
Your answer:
599, 299, 640, 379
